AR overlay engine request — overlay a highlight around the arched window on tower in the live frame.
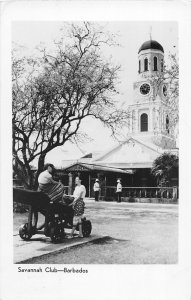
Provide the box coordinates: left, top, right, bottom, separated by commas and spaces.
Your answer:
140, 113, 148, 132
166, 115, 170, 134
161, 59, 164, 72
154, 56, 158, 71
144, 58, 148, 71
139, 60, 141, 73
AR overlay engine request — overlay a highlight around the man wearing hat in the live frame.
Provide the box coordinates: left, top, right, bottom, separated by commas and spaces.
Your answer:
116, 179, 122, 203
93, 179, 100, 202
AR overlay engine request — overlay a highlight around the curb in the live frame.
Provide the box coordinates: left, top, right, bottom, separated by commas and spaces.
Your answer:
14, 235, 108, 264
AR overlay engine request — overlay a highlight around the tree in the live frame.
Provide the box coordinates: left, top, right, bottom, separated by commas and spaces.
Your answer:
12, 22, 130, 189
151, 152, 178, 186
164, 53, 179, 126
149, 53, 179, 130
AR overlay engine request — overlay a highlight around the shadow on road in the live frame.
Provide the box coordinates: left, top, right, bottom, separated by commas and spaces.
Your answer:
90, 236, 129, 245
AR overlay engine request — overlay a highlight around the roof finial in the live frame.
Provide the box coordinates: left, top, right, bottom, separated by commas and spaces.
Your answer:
149, 26, 152, 40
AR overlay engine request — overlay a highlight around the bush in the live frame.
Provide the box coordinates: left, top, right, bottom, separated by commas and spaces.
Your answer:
128, 196, 135, 203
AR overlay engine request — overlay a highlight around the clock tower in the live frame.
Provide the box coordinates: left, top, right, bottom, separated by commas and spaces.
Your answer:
128, 40, 176, 149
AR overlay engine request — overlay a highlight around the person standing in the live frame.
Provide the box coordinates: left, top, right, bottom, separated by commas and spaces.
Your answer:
93, 179, 100, 202
68, 176, 86, 238
116, 179, 122, 203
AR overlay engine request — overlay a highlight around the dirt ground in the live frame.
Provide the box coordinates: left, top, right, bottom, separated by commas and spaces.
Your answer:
14, 201, 178, 264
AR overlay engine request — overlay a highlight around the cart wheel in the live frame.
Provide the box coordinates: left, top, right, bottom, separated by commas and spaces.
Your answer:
50, 223, 65, 243
19, 223, 32, 241
44, 222, 54, 237
82, 220, 92, 237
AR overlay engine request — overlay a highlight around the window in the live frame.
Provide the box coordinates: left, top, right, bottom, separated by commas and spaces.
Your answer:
140, 113, 148, 132
139, 60, 141, 73
161, 59, 164, 72
144, 58, 148, 71
154, 56, 158, 71
166, 115, 169, 134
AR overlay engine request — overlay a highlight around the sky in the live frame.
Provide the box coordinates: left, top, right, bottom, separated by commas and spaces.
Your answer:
12, 21, 178, 166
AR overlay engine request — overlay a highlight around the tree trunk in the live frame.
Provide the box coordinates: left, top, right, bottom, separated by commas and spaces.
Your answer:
34, 153, 46, 190
13, 159, 33, 190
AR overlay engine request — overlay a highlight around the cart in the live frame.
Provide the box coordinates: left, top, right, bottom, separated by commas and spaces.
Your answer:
13, 188, 92, 243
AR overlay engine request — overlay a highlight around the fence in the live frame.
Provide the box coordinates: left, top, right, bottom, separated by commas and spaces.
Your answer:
13, 179, 178, 203
101, 186, 178, 203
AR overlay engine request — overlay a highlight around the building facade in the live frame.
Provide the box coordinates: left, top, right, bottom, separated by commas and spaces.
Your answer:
58, 40, 178, 200
129, 40, 176, 149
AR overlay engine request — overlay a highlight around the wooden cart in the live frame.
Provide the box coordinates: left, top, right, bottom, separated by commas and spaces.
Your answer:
13, 188, 92, 243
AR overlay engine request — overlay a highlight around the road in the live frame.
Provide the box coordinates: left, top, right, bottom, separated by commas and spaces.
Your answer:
14, 200, 178, 264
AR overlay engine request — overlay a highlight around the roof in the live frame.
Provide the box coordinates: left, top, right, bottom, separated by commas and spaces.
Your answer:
138, 40, 164, 54
64, 162, 133, 174
93, 136, 163, 162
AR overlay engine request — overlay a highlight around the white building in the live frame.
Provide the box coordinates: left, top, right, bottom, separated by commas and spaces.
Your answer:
90, 40, 178, 172
59, 39, 178, 197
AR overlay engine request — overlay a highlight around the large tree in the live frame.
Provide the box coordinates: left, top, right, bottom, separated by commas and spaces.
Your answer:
12, 22, 130, 189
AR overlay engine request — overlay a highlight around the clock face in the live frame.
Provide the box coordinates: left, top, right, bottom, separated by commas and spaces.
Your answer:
140, 83, 150, 95
163, 85, 167, 97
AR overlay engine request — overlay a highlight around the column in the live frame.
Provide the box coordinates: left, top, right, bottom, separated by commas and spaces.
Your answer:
149, 106, 153, 132
68, 172, 73, 195
104, 175, 107, 199
159, 108, 162, 131
88, 174, 91, 198
135, 109, 138, 133
161, 109, 163, 132
155, 107, 159, 131
130, 110, 133, 133
153, 107, 156, 131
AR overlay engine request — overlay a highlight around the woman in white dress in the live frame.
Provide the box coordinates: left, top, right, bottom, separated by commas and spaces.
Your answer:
68, 176, 86, 238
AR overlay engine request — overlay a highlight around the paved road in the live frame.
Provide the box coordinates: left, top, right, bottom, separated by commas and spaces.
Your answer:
14, 201, 178, 264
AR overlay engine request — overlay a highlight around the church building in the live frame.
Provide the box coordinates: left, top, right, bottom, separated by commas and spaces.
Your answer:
57, 40, 178, 199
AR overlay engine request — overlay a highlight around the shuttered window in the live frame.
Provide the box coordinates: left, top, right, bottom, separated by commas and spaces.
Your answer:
154, 56, 158, 71
141, 113, 148, 132
144, 58, 148, 71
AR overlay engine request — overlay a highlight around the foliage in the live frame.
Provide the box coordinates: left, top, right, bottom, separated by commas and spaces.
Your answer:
151, 152, 178, 186
148, 53, 179, 130
12, 22, 130, 189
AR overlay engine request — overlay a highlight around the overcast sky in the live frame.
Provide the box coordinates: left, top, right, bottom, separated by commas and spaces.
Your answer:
12, 21, 178, 166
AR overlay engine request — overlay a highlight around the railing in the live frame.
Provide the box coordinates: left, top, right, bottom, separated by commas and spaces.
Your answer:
102, 186, 178, 201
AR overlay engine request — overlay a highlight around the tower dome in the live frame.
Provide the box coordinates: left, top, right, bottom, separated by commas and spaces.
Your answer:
138, 40, 164, 54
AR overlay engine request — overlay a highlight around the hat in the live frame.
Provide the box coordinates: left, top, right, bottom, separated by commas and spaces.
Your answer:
95, 179, 99, 182
117, 179, 121, 183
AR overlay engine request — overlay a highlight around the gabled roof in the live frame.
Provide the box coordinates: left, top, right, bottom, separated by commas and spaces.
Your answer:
64, 162, 133, 174
93, 136, 163, 162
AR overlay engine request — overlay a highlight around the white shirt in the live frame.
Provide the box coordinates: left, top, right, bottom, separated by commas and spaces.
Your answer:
38, 170, 52, 184
93, 182, 100, 192
73, 185, 86, 200
117, 183, 122, 192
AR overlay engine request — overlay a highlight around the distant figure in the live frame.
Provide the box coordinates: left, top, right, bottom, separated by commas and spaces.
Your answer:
93, 179, 100, 202
116, 179, 122, 203
38, 163, 64, 202
68, 176, 86, 238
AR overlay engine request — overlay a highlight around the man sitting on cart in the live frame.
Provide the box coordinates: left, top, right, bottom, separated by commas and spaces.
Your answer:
38, 163, 64, 202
